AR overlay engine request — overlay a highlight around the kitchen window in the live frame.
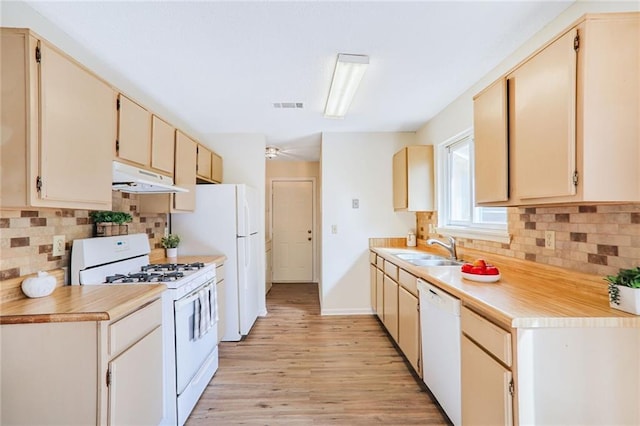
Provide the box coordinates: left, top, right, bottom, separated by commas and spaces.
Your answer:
436, 129, 510, 243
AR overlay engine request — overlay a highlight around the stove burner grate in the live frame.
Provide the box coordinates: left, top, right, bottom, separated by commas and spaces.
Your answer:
105, 271, 185, 284
141, 262, 205, 273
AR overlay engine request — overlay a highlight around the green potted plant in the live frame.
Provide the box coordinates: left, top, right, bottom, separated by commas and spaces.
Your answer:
605, 266, 640, 315
89, 211, 132, 237
161, 234, 180, 258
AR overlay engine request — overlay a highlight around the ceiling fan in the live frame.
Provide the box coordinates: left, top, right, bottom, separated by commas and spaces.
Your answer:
264, 145, 318, 161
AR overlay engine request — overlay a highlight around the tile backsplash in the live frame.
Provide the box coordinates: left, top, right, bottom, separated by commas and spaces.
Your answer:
0, 192, 167, 281
417, 203, 640, 277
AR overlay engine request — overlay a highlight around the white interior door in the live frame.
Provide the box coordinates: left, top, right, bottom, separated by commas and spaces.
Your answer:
272, 180, 313, 282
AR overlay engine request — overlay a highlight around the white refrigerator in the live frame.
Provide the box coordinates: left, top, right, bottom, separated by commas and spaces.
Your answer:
172, 184, 260, 341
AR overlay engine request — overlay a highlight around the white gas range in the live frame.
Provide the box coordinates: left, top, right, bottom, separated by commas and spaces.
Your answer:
71, 233, 219, 426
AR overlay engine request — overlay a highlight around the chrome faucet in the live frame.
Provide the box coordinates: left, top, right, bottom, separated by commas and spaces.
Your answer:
426, 236, 457, 260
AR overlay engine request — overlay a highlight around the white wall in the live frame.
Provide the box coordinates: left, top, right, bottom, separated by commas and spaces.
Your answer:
321, 132, 417, 315
416, 1, 640, 146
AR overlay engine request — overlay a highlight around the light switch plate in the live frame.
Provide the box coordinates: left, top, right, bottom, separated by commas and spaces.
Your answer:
352, 199, 359, 209
331, 225, 338, 234
53, 235, 65, 256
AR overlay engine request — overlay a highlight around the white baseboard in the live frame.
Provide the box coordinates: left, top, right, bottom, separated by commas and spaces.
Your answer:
320, 307, 375, 316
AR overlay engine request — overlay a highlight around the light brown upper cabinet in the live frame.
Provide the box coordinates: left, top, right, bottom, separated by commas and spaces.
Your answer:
116, 95, 151, 167
196, 144, 223, 184
1, 29, 115, 210
510, 28, 578, 201
118, 95, 181, 179
473, 12, 640, 206
211, 152, 223, 183
173, 131, 197, 212
392, 145, 434, 211
151, 116, 175, 177
138, 130, 197, 214
473, 79, 509, 204
196, 144, 212, 182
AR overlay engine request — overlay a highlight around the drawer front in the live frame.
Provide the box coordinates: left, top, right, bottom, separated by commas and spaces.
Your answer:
369, 251, 377, 264
109, 298, 162, 357
376, 255, 385, 269
384, 260, 399, 281
216, 263, 225, 283
461, 306, 512, 367
398, 269, 418, 296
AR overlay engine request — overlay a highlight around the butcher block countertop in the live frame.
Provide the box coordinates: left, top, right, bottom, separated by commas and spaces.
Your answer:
372, 245, 640, 329
149, 253, 227, 265
0, 284, 165, 325
0, 254, 226, 325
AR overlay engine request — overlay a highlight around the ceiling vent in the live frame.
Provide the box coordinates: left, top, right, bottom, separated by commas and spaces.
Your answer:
273, 102, 304, 109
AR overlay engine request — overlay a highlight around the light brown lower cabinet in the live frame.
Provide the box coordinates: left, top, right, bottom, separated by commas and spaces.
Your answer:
461, 305, 513, 425
383, 274, 399, 343
370, 263, 377, 313
370, 252, 421, 376
108, 326, 163, 425
398, 286, 420, 375
461, 335, 513, 425
375, 268, 384, 322
0, 299, 163, 425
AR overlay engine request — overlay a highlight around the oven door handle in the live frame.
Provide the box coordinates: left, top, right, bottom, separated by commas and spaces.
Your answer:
174, 280, 214, 310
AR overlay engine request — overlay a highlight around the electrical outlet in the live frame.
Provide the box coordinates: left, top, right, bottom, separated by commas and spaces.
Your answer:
544, 230, 555, 250
352, 199, 359, 209
53, 235, 65, 256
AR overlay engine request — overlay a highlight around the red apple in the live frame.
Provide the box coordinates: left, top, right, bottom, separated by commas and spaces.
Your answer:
470, 266, 485, 275
473, 259, 487, 268
485, 266, 500, 275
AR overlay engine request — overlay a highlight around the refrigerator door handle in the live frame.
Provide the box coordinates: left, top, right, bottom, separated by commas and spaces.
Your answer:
245, 236, 250, 268
243, 199, 250, 237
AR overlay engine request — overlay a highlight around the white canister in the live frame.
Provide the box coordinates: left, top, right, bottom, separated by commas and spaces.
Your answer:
406, 232, 417, 247
21, 271, 57, 298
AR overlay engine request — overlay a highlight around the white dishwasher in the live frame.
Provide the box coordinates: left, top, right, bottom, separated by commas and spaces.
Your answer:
418, 279, 461, 426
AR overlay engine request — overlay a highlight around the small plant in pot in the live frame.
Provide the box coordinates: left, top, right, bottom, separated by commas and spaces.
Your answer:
161, 234, 180, 258
605, 266, 640, 315
89, 211, 133, 237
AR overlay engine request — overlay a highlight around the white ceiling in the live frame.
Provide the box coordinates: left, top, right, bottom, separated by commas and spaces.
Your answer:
25, 1, 573, 161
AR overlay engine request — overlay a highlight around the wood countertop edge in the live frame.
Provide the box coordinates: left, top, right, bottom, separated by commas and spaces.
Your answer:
150, 253, 227, 265
371, 246, 640, 329
0, 285, 166, 325
0, 312, 111, 325
0, 253, 225, 324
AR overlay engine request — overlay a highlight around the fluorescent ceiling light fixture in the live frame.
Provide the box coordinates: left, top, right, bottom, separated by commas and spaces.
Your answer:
265, 146, 280, 159
324, 53, 369, 119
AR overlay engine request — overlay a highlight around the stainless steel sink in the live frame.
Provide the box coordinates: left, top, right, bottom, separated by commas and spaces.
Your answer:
393, 253, 446, 261
407, 258, 462, 267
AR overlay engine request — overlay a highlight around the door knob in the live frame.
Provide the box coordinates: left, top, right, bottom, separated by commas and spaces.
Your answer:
308, 230, 312, 233
308, 237, 312, 241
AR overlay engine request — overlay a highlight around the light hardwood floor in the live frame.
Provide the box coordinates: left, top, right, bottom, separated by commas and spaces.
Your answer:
187, 283, 449, 425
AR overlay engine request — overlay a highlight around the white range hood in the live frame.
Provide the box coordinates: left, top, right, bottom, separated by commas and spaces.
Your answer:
112, 161, 188, 194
